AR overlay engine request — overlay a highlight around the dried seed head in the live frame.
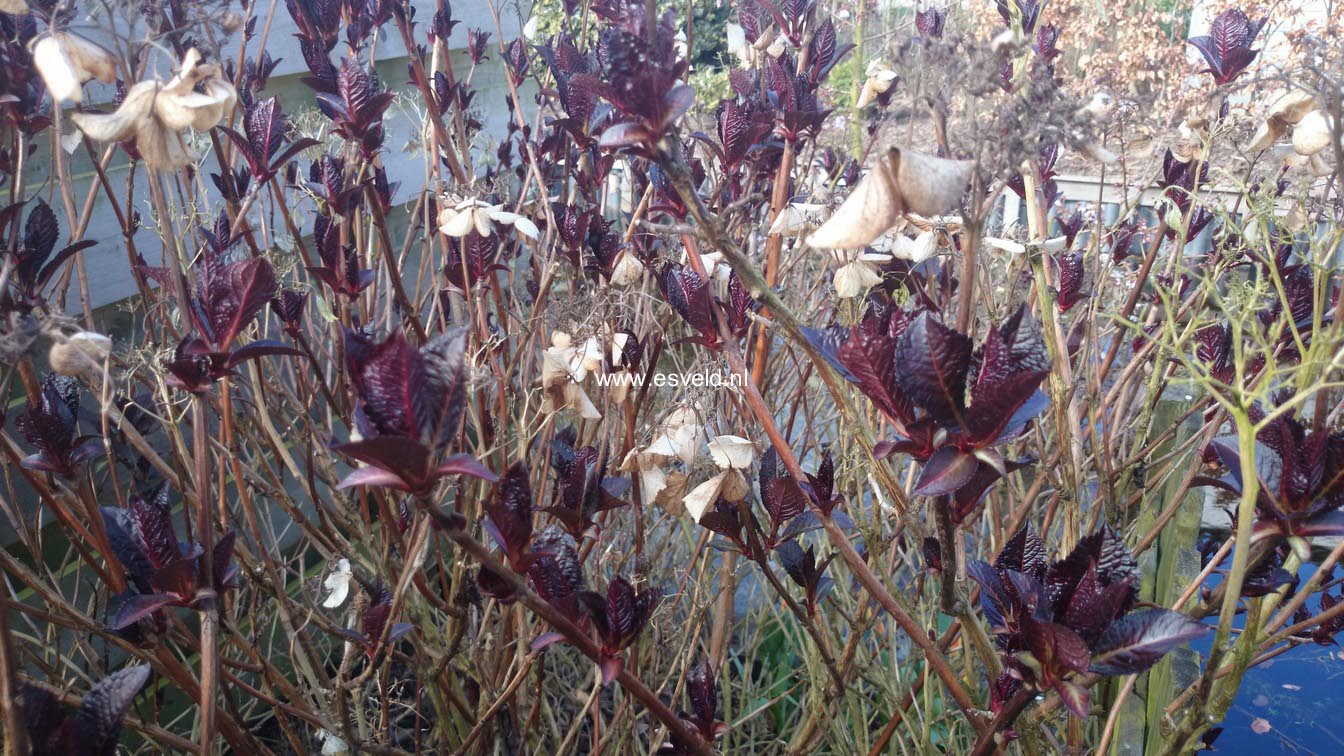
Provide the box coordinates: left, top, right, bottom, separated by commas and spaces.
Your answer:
71, 49, 236, 170
609, 252, 645, 287
1292, 110, 1333, 156
807, 147, 974, 250
220, 12, 246, 34
31, 32, 118, 104
833, 260, 883, 298
49, 331, 112, 377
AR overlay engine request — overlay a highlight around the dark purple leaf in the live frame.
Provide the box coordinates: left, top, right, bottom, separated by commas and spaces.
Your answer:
75, 664, 150, 746
997, 526, 1046, 578
1055, 253, 1089, 312
894, 312, 972, 426
108, 593, 178, 630
685, 657, 719, 736
246, 97, 287, 163
836, 306, 915, 426
607, 577, 637, 640
130, 485, 180, 569
421, 327, 470, 449
801, 325, 857, 383
150, 557, 199, 600
1089, 609, 1210, 675
913, 447, 978, 496
203, 257, 279, 350
1025, 616, 1091, 675
658, 264, 715, 340
764, 477, 809, 529
25, 199, 59, 262
346, 330, 426, 439
333, 436, 431, 492
486, 461, 533, 560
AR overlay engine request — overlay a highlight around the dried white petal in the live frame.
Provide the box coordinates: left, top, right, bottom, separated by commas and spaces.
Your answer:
1246, 119, 1282, 152
322, 558, 353, 608
1267, 89, 1317, 125
891, 230, 939, 263
438, 206, 477, 237
576, 336, 603, 376
647, 408, 701, 466
60, 129, 82, 154
1292, 110, 1332, 157
318, 729, 350, 756
984, 237, 1027, 255
610, 252, 644, 286
807, 148, 972, 250
565, 383, 602, 419
834, 260, 883, 298
32, 36, 81, 103
768, 203, 827, 236
32, 33, 117, 104
621, 449, 670, 502
719, 469, 751, 502
683, 471, 728, 522
856, 61, 897, 108
707, 435, 755, 470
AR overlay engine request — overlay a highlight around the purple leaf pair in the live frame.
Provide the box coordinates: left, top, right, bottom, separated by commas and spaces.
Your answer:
335, 328, 495, 494
996, 0, 1043, 33
776, 540, 835, 615
484, 461, 535, 570
658, 263, 718, 347
164, 335, 299, 394
764, 53, 832, 140
102, 486, 240, 629
713, 98, 772, 170
525, 527, 586, 621
443, 230, 509, 292
759, 446, 809, 540
1193, 405, 1344, 542
220, 98, 320, 182
544, 432, 628, 539
970, 525, 1209, 720
1188, 9, 1265, 85
537, 34, 599, 135
308, 214, 374, 299
577, 577, 662, 685
316, 58, 396, 158
579, 1, 692, 152
14, 374, 101, 478
159, 243, 299, 392
17, 664, 150, 756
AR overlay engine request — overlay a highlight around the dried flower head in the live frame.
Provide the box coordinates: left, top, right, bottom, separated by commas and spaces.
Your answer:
30, 31, 117, 103
71, 49, 237, 169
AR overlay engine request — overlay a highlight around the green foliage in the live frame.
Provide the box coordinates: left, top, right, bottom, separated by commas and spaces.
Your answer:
530, 0, 730, 70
